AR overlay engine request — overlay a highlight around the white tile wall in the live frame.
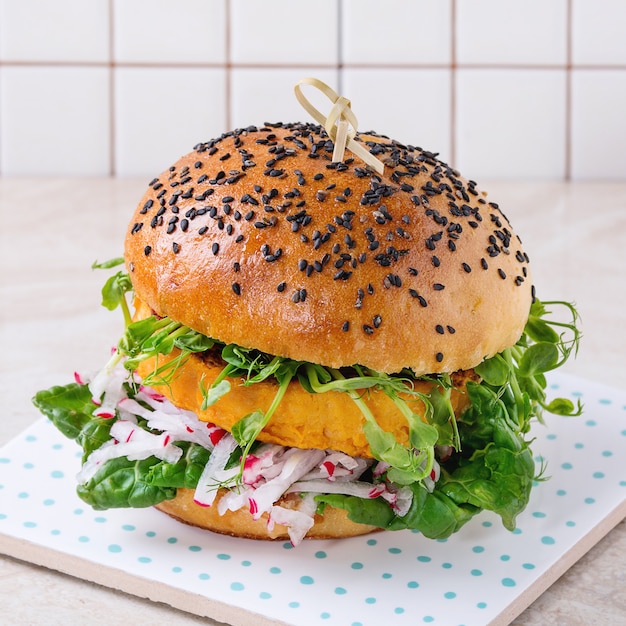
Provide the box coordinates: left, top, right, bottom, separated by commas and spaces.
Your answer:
0, 0, 110, 62
230, 67, 339, 130
342, 68, 452, 163
572, 0, 626, 65
456, 69, 567, 179
230, 0, 338, 65
342, 0, 451, 65
571, 70, 626, 180
0, 0, 624, 180
0, 66, 110, 175
456, 0, 568, 66
113, 0, 227, 65
114, 67, 227, 177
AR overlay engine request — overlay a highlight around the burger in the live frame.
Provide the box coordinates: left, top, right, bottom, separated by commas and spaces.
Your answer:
33, 90, 580, 545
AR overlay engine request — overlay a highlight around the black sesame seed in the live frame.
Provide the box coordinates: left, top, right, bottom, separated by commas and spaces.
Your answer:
436, 352, 444, 363
498, 269, 507, 280
462, 262, 472, 273
144, 245, 152, 256
436, 324, 444, 334
342, 321, 350, 332
277, 281, 286, 292
363, 325, 374, 335
334, 269, 352, 281
212, 242, 219, 255
433, 283, 445, 291
232, 282, 241, 295
172, 242, 180, 254
447, 325, 456, 334
481, 258, 489, 270
373, 315, 382, 329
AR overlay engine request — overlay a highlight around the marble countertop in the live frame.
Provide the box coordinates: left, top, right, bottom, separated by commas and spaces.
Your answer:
0, 178, 624, 625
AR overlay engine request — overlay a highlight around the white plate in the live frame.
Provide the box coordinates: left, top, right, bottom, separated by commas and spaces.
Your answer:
0, 372, 625, 626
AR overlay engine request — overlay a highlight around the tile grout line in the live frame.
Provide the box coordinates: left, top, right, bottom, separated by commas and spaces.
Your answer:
450, 0, 457, 167
0, 56, 2, 175
565, 0, 573, 181
108, 0, 116, 177
337, 0, 344, 94
1, 59, 624, 71
225, 0, 232, 132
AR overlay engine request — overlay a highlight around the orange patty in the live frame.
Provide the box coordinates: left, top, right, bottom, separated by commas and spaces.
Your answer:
135, 346, 474, 459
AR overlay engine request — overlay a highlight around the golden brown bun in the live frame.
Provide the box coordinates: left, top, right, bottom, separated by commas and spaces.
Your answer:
134, 297, 476, 458
125, 123, 533, 374
155, 489, 380, 541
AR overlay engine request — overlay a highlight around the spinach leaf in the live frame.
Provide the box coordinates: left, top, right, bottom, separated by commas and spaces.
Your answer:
33, 383, 207, 508
77, 456, 176, 510
33, 383, 113, 460
146, 442, 210, 489
316, 483, 479, 540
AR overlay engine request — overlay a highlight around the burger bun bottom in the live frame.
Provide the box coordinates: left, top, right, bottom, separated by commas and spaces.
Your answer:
155, 488, 380, 541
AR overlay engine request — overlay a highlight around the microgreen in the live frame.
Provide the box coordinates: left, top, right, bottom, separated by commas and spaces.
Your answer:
475, 299, 582, 420
92, 257, 133, 326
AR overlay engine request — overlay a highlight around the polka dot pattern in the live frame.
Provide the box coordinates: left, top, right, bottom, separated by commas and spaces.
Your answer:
1, 373, 625, 625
